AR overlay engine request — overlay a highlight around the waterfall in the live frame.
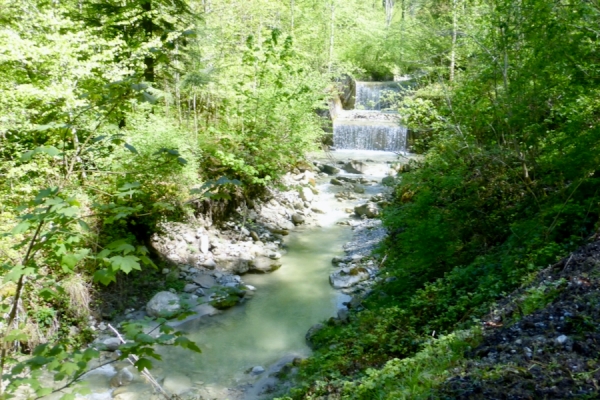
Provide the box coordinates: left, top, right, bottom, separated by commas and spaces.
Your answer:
355, 81, 402, 111
333, 81, 408, 152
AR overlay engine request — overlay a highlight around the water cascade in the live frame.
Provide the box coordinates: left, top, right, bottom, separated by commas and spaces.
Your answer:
333, 81, 408, 152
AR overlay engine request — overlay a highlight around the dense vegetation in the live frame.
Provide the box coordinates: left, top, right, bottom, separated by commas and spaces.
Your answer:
2, 0, 600, 398
284, 0, 600, 398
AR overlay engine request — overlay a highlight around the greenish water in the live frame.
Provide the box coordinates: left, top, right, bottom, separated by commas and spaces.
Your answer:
158, 224, 352, 389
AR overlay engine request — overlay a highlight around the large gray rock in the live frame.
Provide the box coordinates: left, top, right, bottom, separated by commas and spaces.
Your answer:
292, 213, 306, 225
193, 274, 216, 288
342, 160, 366, 174
329, 267, 369, 289
299, 187, 314, 203
146, 291, 181, 318
354, 202, 380, 218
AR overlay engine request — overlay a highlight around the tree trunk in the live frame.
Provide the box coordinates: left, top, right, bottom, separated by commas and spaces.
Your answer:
142, 0, 154, 82
450, 0, 457, 82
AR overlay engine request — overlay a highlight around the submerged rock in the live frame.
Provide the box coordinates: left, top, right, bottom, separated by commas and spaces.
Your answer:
249, 256, 282, 273
354, 202, 380, 218
329, 267, 370, 289
163, 373, 192, 396
342, 160, 366, 174
110, 367, 135, 387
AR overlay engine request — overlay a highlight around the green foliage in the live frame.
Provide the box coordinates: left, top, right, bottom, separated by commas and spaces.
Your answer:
289, 0, 600, 398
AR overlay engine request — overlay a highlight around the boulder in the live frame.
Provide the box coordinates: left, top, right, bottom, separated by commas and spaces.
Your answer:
250, 366, 266, 375
320, 164, 341, 175
193, 274, 216, 289
210, 286, 246, 309
352, 184, 365, 194
97, 337, 121, 352
183, 283, 200, 293
342, 160, 366, 174
110, 367, 135, 387
292, 213, 306, 225
299, 187, 314, 203
329, 267, 369, 289
201, 258, 216, 269
249, 256, 282, 273
354, 202, 380, 218
146, 291, 181, 318
330, 178, 344, 186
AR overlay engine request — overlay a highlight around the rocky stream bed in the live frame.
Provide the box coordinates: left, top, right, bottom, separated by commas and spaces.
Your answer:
57, 150, 402, 400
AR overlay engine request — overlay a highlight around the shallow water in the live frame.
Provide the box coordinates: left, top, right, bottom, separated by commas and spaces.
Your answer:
157, 224, 352, 390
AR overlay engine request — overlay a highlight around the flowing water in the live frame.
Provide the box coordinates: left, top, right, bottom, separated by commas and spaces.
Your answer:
333, 81, 409, 152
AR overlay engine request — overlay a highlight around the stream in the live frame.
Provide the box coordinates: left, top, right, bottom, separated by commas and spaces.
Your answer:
70, 150, 400, 400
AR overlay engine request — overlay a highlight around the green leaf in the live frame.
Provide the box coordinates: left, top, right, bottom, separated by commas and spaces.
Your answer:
109, 255, 141, 274
20, 150, 35, 161
11, 221, 31, 235
4, 265, 35, 283
59, 362, 79, 376
108, 241, 135, 255
93, 269, 116, 285
173, 337, 201, 353
61, 254, 80, 270
78, 219, 91, 232
4, 330, 28, 342
38, 288, 58, 300
57, 206, 79, 218
60, 393, 76, 400
135, 333, 155, 344
124, 143, 138, 154
133, 358, 153, 372
35, 387, 52, 397
141, 92, 157, 104
177, 157, 188, 165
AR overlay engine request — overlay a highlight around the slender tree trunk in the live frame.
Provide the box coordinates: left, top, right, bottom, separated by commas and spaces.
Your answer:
290, 0, 294, 34
450, 0, 458, 82
193, 93, 198, 142
328, 0, 335, 73
385, 0, 394, 27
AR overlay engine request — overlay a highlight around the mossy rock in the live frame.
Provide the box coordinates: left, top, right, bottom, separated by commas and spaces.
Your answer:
210, 286, 246, 310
